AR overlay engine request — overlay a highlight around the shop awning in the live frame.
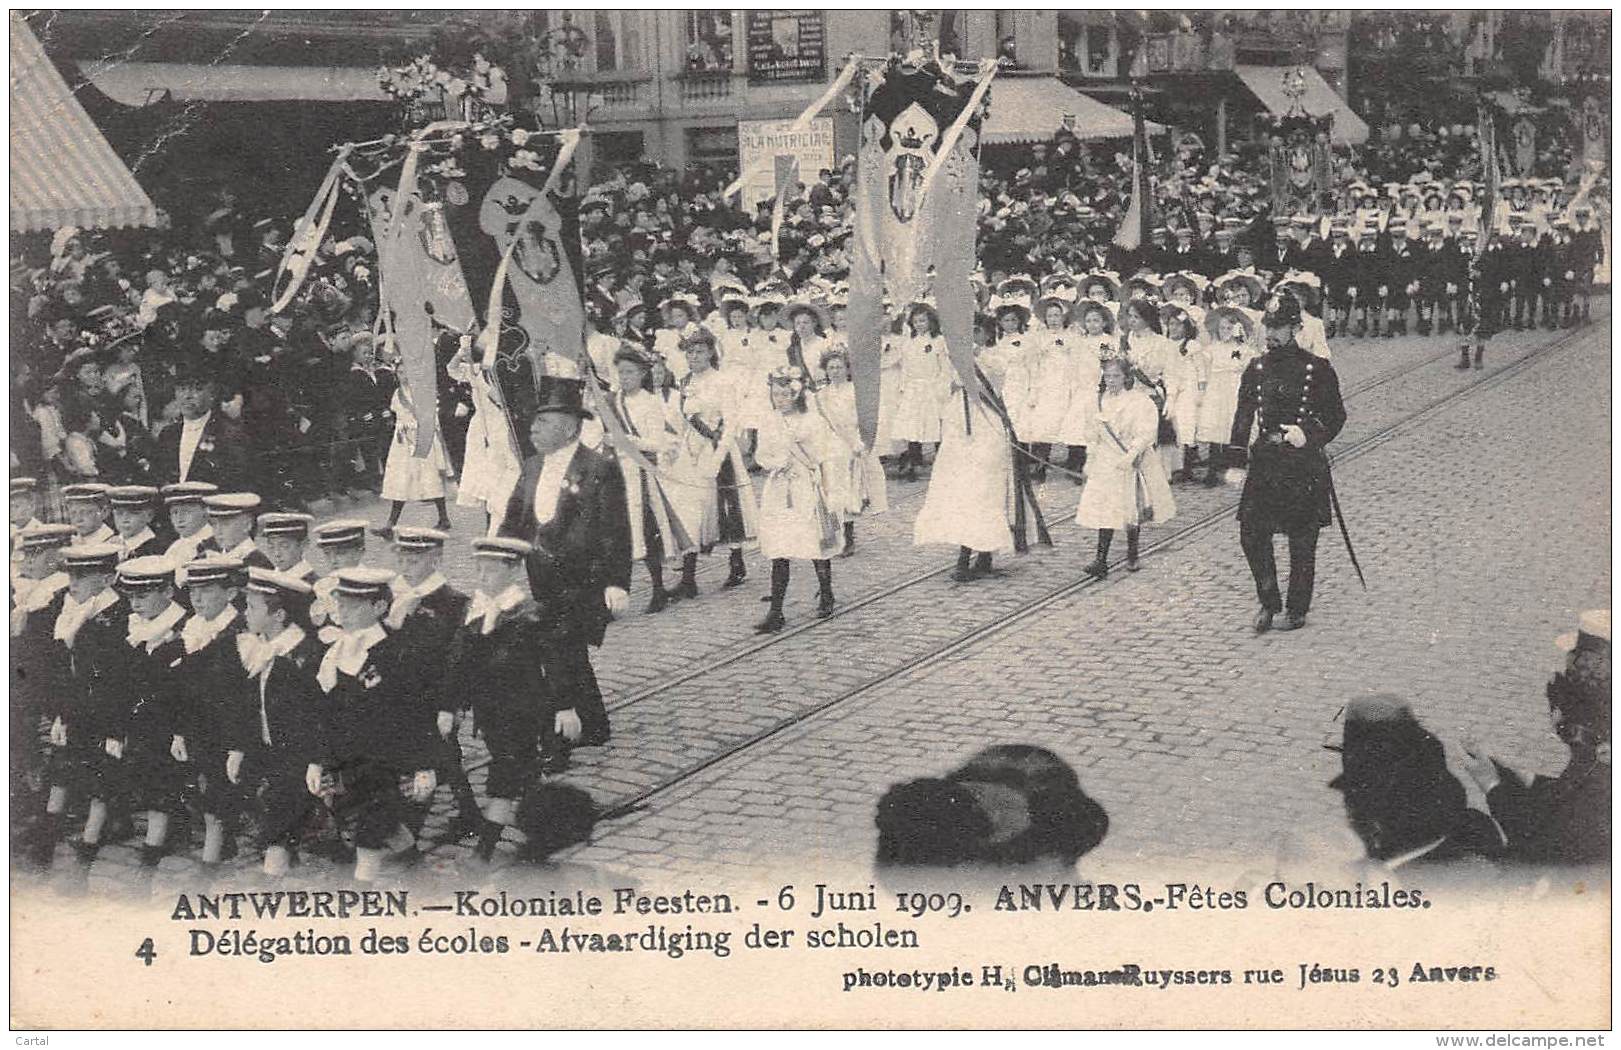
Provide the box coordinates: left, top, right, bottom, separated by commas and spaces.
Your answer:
983, 76, 1162, 144
80, 61, 392, 105
10, 13, 158, 232
1235, 64, 1369, 146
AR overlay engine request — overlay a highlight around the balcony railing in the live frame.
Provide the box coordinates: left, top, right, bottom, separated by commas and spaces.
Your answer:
677, 70, 735, 104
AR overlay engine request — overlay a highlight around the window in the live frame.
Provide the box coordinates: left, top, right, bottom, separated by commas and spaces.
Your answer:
590, 11, 642, 74
595, 12, 618, 72
685, 11, 734, 73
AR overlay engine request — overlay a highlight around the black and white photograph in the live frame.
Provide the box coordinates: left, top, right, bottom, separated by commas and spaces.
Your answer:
6, 8, 1613, 1033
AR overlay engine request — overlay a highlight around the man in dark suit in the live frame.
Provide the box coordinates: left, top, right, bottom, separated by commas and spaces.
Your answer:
154, 358, 252, 493
499, 376, 633, 747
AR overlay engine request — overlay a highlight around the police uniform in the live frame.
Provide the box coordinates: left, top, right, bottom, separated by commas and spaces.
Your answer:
1229, 297, 1348, 630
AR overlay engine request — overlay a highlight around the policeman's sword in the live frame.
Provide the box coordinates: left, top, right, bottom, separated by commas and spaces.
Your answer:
1325, 469, 1366, 589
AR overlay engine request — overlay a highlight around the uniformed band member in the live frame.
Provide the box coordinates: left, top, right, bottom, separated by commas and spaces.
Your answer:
175, 555, 249, 864
1228, 294, 1347, 632
161, 482, 219, 567
307, 566, 438, 883
256, 512, 319, 581
228, 568, 325, 876
499, 376, 632, 748
441, 537, 582, 861
105, 486, 169, 561
62, 483, 115, 548
384, 526, 484, 839
309, 518, 370, 629
32, 543, 127, 868
200, 493, 273, 569
108, 556, 189, 867
11, 524, 76, 828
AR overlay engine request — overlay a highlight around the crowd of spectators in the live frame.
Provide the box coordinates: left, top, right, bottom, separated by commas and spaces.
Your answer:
8, 118, 1601, 517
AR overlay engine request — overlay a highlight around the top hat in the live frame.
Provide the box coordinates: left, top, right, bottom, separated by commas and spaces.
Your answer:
532, 375, 593, 420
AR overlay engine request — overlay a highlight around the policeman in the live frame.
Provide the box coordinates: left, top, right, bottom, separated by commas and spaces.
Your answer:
1228, 294, 1347, 633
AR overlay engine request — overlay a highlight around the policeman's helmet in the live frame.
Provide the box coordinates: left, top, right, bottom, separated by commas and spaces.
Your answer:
1261, 293, 1302, 330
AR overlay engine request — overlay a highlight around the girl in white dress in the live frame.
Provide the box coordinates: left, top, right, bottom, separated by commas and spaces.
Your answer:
1003, 295, 1074, 484
915, 371, 1018, 582
1158, 303, 1210, 483
378, 382, 453, 534
1194, 307, 1260, 486
785, 302, 833, 380
1077, 356, 1176, 578
813, 349, 886, 556
673, 328, 757, 594
446, 335, 519, 530
608, 347, 694, 614
1058, 301, 1113, 482
653, 295, 700, 382
885, 300, 954, 480
754, 366, 845, 633
1117, 298, 1180, 480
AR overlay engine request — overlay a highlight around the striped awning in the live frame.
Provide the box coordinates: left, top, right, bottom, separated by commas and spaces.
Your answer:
11, 12, 158, 232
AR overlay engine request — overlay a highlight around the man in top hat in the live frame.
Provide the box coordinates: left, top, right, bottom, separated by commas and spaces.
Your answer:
62, 482, 115, 548
107, 485, 172, 561
154, 356, 251, 492
1227, 293, 1347, 633
1328, 695, 1502, 870
382, 526, 484, 839
499, 376, 632, 747
30, 543, 128, 867
1462, 611, 1611, 867
256, 512, 318, 583
306, 566, 437, 882
226, 567, 325, 876
161, 481, 218, 567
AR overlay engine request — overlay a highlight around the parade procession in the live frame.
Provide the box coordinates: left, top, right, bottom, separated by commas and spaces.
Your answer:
7, 9, 1613, 900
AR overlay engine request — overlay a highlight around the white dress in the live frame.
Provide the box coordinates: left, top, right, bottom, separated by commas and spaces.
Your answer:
754, 408, 845, 561
1001, 330, 1073, 444
673, 368, 759, 548
914, 390, 1015, 554
1058, 336, 1109, 447
1195, 338, 1259, 444
610, 388, 693, 561
1075, 388, 1177, 530
814, 382, 888, 520
886, 332, 953, 443
1160, 336, 1209, 448
447, 355, 519, 514
380, 389, 451, 502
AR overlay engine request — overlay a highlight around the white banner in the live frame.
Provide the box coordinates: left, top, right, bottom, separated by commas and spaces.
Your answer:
737, 116, 835, 211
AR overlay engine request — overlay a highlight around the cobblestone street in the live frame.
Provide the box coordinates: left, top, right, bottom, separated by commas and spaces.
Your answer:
30, 313, 1610, 894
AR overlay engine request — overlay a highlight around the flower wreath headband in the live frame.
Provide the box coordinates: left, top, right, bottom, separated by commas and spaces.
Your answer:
767, 365, 807, 396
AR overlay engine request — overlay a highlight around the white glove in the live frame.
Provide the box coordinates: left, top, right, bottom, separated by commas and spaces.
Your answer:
1348, 287, 1358, 299
104, 738, 123, 759
1499, 282, 1510, 293
49, 717, 67, 747
1446, 282, 1457, 295
437, 711, 455, 738
1281, 424, 1307, 449
1543, 277, 1552, 287
1565, 270, 1575, 280
305, 763, 324, 796
555, 708, 583, 743
453, 403, 470, 419
1377, 285, 1388, 297
170, 735, 188, 763
226, 750, 244, 784
604, 586, 629, 616
1406, 281, 1419, 295
410, 769, 437, 803
1225, 467, 1247, 487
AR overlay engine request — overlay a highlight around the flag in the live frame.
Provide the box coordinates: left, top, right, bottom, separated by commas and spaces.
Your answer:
769, 154, 799, 260
848, 56, 993, 446
1476, 100, 1501, 241
1113, 88, 1153, 251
